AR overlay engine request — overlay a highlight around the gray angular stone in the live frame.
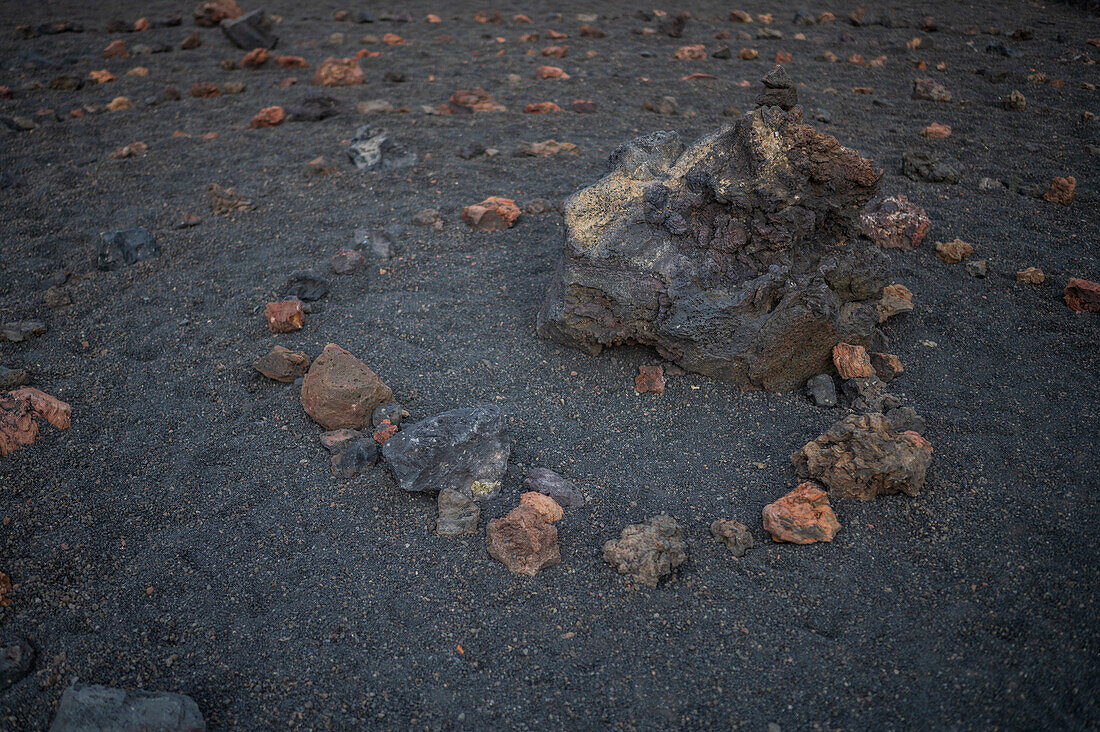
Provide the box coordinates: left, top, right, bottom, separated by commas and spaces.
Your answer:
886, 405, 926, 434
382, 405, 510, 500
0, 321, 46, 343
1, 637, 34, 686
524, 468, 585, 507
281, 270, 329, 301
50, 681, 205, 731
348, 126, 416, 170
436, 487, 480, 536
840, 375, 902, 413
902, 152, 959, 184
537, 93, 887, 392
371, 402, 404, 428
710, 518, 754, 556
97, 227, 159, 270
806, 374, 837, 407
603, 514, 688, 587
330, 438, 379, 478
220, 10, 277, 50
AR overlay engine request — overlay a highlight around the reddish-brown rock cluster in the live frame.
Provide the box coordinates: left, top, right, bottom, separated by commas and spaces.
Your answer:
1, 388, 71, 457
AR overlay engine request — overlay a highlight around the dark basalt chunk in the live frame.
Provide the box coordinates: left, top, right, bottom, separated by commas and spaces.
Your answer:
221, 10, 277, 50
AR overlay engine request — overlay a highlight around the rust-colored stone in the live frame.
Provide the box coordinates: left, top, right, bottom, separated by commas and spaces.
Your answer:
542, 45, 569, 58
194, 0, 242, 27
249, 106, 285, 128
861, 195, 931, 250
524, 102, 562, 114
276, 55, 308, 68
300, 344, 393, 430
519, 491, 564, 523
264, 301, 304, 333
870, 352, 904, 382
833, 343, 873, 379
241, 47, 269, 67
534, 65, 569, 80
449, 88, 506, 112
1043, 176, 1076, 205
253, 345, 310, 382
382, 33, 405, 45
487, 505, 560, 577
920, 123, 951, 138
673, 44, 706, 60
879, 283, 914, 321
102, 40, 128, 58
313, 57, 365, 87
372, 419, 398, 445
634, 365, 666, 394
1, 388, 72, 457
935, 238, 973, 263
462, 197, 520, 231
763, 481, 839, 544
1065, 277, 1100, 312
1016, 267, 1045, 285
190, 82, 221, 98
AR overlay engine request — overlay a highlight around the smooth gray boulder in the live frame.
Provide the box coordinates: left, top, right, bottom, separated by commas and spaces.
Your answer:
50, 681, 205, 731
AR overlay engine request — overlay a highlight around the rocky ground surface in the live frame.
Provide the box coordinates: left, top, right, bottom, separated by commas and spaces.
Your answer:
1, 0, 1099, 729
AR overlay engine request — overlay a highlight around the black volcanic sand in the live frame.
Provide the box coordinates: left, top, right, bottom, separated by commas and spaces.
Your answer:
2, 1, 1099, 729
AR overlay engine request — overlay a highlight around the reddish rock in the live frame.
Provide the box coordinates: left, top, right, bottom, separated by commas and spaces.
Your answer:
545, 29, 568, 40
194, 0, 242, 27
524, 102, 562, 114
134, 17, 150, 31
738, 48, 758, 60
579, 24, 605, 38
253, 345, 310, 382
833, 343, 873, 379
920, 123, 951, 138
301, 343, 393, 430
792, 413, 933, 500
1043, 176, 1076, 205
762, 482, 839, 544
878, 283, 914, 321
313, 57, 365, 87
426, 14, 442, 23
730, 10, 753, 22
673, 44, 706, 60
181, 32, 202, 50
519, 491, 564, 523
517, 140, 577, 156
462, 197, 520, 231
89, 69, 116, 84
372, 419, 398, 444
542, 45, 569, 58
264, 301, 304, 333
382, 32, 405, 45
276, 55, 308, 68
860, 195, 931, 250
102, 40, 128, 58
1016, 267, 1045, 285
0, 388, 71, 457
534, 65, 569, 80
567, 100, 597, 113
935, 238, 973, 263
190, 82, 221, 98
870, 352, 904, 382
241, 47, 269, 67
775, 50, 793, 63
249, 106, 284, 128
1065, 277, 1100, 312
487, 504, 560, 577
634, 365, 666, 394
106, 97, 132, 111
449, 88, 506, 113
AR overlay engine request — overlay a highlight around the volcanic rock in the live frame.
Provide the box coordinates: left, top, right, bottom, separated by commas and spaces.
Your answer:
710, 518, 754, 556
517, 140, 577, 157
253, 345, 309, 382
902, 152, 959, 184
195, 0, 241, 27
832, 342, 873, 379
50, 681, 205, 731
1016, 267, 1045, 284
301, 344, 392, 430
264, 301, 303, 333
371, 403, 404, 427
792, 412, 933, 500
1065, 277, 1100, 312
372, 419, 397, 444
886, 405, 926, 434
1043, 176, 1076, 205
207, 185, 253, 215
935, 238, 973, 263
448, 88, 506, 113
281, 270, 329, 301
537, 74, 888, 392
0, 321, 46, 343
878, 283, 914, 321
96, 227, 159, 270
0, 637, 34, 686
860, 195, 930, 250
221, 10, 277, 50
462, 197, 520, 231
486, 502, 560, 576
870, 352, 904, 382
383, 405, 509, 498
524, 468, 585, 507
330, 438, 379, 478
314, 57, 365, 86
1, 388, 72, 458
330, 249, 367, 274
762, 481, 839, 543
603, 514, 688, 587
755, 64, 797, 109
0, 366, 28, 390
912, 78, 951, 102
806, 374, 837, 407
634, 365, 666, 393
287, 94, 340, 121
437, 488, 480, 536
249, 106, 284, 128
348, 126, 417, 170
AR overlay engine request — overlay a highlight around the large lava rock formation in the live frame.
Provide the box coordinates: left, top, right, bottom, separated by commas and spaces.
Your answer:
537, 67, 891, 391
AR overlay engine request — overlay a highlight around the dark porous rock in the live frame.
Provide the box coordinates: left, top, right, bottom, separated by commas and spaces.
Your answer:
524, 467, 585, 507
1, 321, 46, 343
0, 366, 29, 390
253, 345, 310, 382
886, 405, 926, 434
755, 64, 798, 109
436, 487, 480, 536
330, 438, 380, 478
536, 76, 889, 392
860, 195, 931, 250
348, 126, 417, 170
806, 374, 837, 407
301, 343, 392, 430
220, 10, 277, 50
371, 402, 404, 428
710, 518, 754, 556
911, 77, 951, 102
281, 270, 329, 301
50, 681, 205, 731
319, 428, 364, 454
330, 249, 367, 275
1, 637, 34, 686
354, 227, 398, 258
287, 94, 340, 121
603, 514, 688, 587
902, 152, 959, 184
382, 405, 510, 500
97, 227, 159, 270
792, 412, 933, 500
840, 374, 902, 413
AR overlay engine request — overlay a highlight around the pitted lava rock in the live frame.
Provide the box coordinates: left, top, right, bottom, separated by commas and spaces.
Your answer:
860, 195, 930, 250
792, 412, 933, 500
537, 70, 890, 391
1, 387, 71, 457
486, 499, 560, 576
300, 343, 392, 430
602, 514, 688, 587
762, 481, 839, 544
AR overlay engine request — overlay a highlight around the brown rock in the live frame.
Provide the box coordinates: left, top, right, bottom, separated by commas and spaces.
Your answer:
517, 140, 577, 156
241, 47, 269, 67
524, 102, 562, 114
1043, 176, 1076, 205
920, 123, 951, 138
935, 238, 973, 263
1065, 277, 1100, 312
833, 343, 873, 379
249, 106, 285, 128
870, 352, 904, 382
579, 24, 605, 38
534, 65, 569, 80
792, 413, 933, 500
106, 97, 132, 111
300, 343, 393, 430
372, 419, 398, 444
710, 519, 754, 556
181, 32, 202, 50
602, 515, 688, 587
912, 78, 951, 102
382, 32, 405, 45
89, 70, 116, 83
775, 50, 792, 63
190, 82, 221, 98
462, 197, 520, 231
634, 365, 666, 394
1, 388, 71, 457
437, 488, 479, 536
103, 40, 128, 58
738, 48, 758, 60
313, 57, 365, 87
1015, 267, 1045, 285
449, 88, 506, 113
762, 482, 839, 544
207, 184, 253, 214
276, 55, 308, 68
487, 505, 561, 577
264, 301, 304, 333
730, 10, 753, 22
541, 45, 569, 58
860, 195, 931, 250
519, 491, 564, 523
194, 0, 242, 27
673, 44, 706, 60
878, 283, 914, 321
134, 18, 150, 31
253, 345, 310, 382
